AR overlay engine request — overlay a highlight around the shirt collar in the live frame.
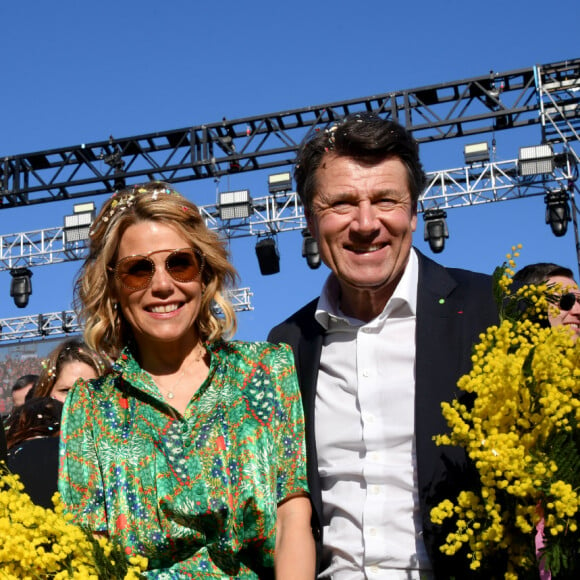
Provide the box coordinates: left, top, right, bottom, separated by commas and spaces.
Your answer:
111, 342, 222, 402
315, 247, 419, 330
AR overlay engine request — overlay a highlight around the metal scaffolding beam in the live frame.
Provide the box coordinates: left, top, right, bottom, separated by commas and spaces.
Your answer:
1, 153, 576, 271
0, 287, 253, 343
4, 58, 579, 209
1, 57, 579, 343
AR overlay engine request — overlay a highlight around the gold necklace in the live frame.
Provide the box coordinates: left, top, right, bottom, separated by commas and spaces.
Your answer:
155, 344, 205, 400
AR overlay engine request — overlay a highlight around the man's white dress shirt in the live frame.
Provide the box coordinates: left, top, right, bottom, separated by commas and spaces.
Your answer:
314, 250, 433, 579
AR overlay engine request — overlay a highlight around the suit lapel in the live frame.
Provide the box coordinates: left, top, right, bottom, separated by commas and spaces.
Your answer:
415, 252, 462, 495
295, 305, 324, 520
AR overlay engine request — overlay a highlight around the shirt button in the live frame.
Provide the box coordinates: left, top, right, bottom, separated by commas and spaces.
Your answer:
371, 485, 380, 495
362, 327, 372, 334
369, 527, 377, 536
370, 565, 379, 574
362, 370, 369, 378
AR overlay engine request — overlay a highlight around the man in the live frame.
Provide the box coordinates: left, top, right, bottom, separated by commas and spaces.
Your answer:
11, 374, 38, 408
514, 262, 580, 335
268, 113, 498, 578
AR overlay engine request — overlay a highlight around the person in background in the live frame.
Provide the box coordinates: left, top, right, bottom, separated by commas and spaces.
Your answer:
513, 262, 580, 336
31, 338, 109, 403
4, 397, 63, 508
59, 181, 314, 578
268, 113, 499, 578
0, 420, 6, 461
11, 374, 39, 408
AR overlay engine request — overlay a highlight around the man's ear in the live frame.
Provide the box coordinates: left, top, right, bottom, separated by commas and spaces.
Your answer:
305, 211, 317, 238
411, 203, 418, 233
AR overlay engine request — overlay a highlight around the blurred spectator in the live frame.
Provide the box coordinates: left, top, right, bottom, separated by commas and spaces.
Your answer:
11, 374, 39, 407
31, 338, 110, 403
3, 340, 108, 507
0, 353, 41, 416
514, 262, 580, 336
4, 397, 63, 507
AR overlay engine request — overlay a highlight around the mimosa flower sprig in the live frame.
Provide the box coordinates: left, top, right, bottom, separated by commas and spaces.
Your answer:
431, 246, 580, 579
0, 467, 148, 579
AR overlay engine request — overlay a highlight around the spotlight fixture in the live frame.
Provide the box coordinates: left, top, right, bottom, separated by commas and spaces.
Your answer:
218, 189, 252, 220
463, 142, 490, 165
255, 237, 280, 275
423, 209, 449, 254
10, 267, 33, 308
38, 314, 50, 336
545, 189, 571, 237
64, 202, 96, 244
61, 311, 73, 333
518, 144, 555, 176
268, 172, 293, 194
301, 229, 321, 269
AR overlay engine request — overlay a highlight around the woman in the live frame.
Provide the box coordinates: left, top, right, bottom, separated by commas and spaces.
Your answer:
5, 397, 63, 507
32, 337, 110, 402
5, 339, 107, 507
59, 181, 314, 578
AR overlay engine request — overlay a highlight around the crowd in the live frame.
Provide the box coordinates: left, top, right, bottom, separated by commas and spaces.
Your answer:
1, 114, 579, 578
0, 353, 42, 415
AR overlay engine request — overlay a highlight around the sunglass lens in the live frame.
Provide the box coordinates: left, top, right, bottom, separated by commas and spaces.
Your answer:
119, 258, 153, 289
559, 293, 577, 311
167, 251, 200, 282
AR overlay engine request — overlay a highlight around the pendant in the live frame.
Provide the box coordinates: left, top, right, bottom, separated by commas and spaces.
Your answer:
166, 391, 174, 400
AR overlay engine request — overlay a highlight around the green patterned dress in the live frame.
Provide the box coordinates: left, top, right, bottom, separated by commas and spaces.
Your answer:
58, 340, 309, 579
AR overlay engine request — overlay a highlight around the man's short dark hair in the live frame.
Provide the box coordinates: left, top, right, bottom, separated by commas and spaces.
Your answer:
294, 112, 427, 214
513, 262, 574, 287
11, 374, 39, 394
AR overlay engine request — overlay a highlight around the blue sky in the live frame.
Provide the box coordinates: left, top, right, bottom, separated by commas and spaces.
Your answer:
1, 0, 579, 343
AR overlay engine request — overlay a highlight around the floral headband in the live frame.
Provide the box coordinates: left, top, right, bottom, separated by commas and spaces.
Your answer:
40, 358, 56, 378
90, 183, 185, 236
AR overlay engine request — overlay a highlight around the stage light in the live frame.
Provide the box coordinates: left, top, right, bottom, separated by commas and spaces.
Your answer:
255, 237, 280, 275
518, 144, 554, 176
61, 311, 73, 333
423, 209, 449, 254
218, 189, 252, 220
268, 172, 293, 194
10, 268, 33, 308
64, 202, 96, 244
545, 189, 571, 237
464, 142, 490, 164
301, 229, 321, 269
38, 314, 49, 336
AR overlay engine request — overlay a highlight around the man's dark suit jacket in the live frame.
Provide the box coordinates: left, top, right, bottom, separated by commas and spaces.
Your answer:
268, 249, 499, 578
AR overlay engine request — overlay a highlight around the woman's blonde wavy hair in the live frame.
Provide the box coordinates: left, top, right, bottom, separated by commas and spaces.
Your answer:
74, 181, 238, 358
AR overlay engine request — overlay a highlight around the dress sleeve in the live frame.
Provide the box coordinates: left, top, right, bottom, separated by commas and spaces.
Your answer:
270, 343, 309, 503
58, 379, 108, 532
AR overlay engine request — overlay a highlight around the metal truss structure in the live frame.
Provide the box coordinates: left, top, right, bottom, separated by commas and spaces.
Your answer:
0, 287, 253, 342
1, 58, 578, 209
0, 155, 577, 272
0, 57, 578, 342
